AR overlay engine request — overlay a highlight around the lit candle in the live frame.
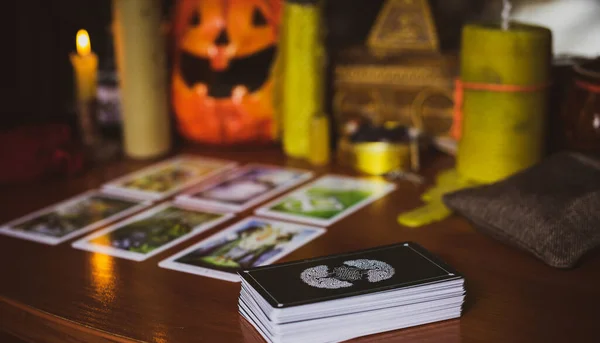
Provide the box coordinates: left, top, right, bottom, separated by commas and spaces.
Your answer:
70, 29, 98, 104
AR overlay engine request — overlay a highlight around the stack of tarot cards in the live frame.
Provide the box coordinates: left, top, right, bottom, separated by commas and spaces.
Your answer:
238, 242, 465, 343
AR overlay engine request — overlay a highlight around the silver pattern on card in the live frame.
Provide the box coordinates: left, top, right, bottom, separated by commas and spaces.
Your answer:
300, 259, 395, 289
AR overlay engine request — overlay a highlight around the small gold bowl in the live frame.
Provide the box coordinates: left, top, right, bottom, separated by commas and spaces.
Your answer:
352, 142, 410, 175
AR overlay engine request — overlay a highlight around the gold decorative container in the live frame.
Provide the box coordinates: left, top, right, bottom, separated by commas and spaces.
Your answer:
333, 0, 458, 175
334, 0, 457, 174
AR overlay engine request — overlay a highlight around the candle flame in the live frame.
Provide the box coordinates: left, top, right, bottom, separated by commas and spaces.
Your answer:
76, 29, 91, 56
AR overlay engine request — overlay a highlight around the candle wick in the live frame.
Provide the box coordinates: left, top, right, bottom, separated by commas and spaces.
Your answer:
501, 0, 512, 30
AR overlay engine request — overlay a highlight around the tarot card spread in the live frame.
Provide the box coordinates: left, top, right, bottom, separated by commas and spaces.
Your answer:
159, 217, 325, 282
176, 164, 314, 212
102, 155, 237, 201
255, 175, 396, 226
0, 191, 150, 245
72, 203, 233, 261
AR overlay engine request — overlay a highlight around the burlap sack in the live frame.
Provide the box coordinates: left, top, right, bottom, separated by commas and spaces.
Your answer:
443, 153, 600, 268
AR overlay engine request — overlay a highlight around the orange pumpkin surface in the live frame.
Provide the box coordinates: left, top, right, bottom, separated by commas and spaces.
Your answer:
172, 0, 282, 144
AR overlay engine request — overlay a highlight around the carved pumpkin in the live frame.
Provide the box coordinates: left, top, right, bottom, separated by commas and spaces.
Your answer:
172, 0, 282, 144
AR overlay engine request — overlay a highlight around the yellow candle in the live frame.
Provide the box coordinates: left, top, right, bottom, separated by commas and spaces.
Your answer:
70, 29, 98, 103
280, 1, 325, 159
457, 23, 552, 183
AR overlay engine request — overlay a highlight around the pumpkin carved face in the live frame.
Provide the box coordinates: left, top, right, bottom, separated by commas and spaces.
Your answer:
172, 0, 281, 144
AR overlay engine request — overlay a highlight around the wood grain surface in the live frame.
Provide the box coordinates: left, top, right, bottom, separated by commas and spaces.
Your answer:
1, 146, 599, 343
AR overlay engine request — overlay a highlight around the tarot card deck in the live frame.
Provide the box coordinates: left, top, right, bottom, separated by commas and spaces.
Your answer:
238, 242, 465, 343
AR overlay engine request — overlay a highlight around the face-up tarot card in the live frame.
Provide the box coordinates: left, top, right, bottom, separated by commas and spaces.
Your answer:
158, 217, 325, 282
175, 164, 314, 212
0, 191, 150, 245
254, 175, 396, 226
71, 203, 234, 261
102, 155, 237, 201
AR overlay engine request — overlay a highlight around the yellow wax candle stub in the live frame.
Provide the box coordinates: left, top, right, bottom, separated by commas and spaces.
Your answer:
309, 115, 330, 166
353, 143, 409, 176
457, 22, 552, 184
113, 0, 171, 159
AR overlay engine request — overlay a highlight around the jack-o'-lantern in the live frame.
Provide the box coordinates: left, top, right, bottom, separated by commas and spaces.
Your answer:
172, 0, 282, 144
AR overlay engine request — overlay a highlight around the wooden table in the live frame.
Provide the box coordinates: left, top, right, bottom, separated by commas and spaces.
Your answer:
1, 146, 599, 343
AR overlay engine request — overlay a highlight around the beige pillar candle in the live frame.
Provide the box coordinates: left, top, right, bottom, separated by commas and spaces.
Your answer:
112, 0, 171, 159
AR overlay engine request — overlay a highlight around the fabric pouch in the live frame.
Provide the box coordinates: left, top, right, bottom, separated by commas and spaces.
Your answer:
443, 152, 600, 268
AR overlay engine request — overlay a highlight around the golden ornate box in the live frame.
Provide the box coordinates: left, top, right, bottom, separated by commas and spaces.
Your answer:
334, 0, 457, 138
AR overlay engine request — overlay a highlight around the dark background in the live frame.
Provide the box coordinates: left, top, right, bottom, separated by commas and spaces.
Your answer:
3, 0, 489, 131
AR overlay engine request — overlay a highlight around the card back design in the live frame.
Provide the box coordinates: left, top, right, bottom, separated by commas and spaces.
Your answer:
300, 259, 395, 289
